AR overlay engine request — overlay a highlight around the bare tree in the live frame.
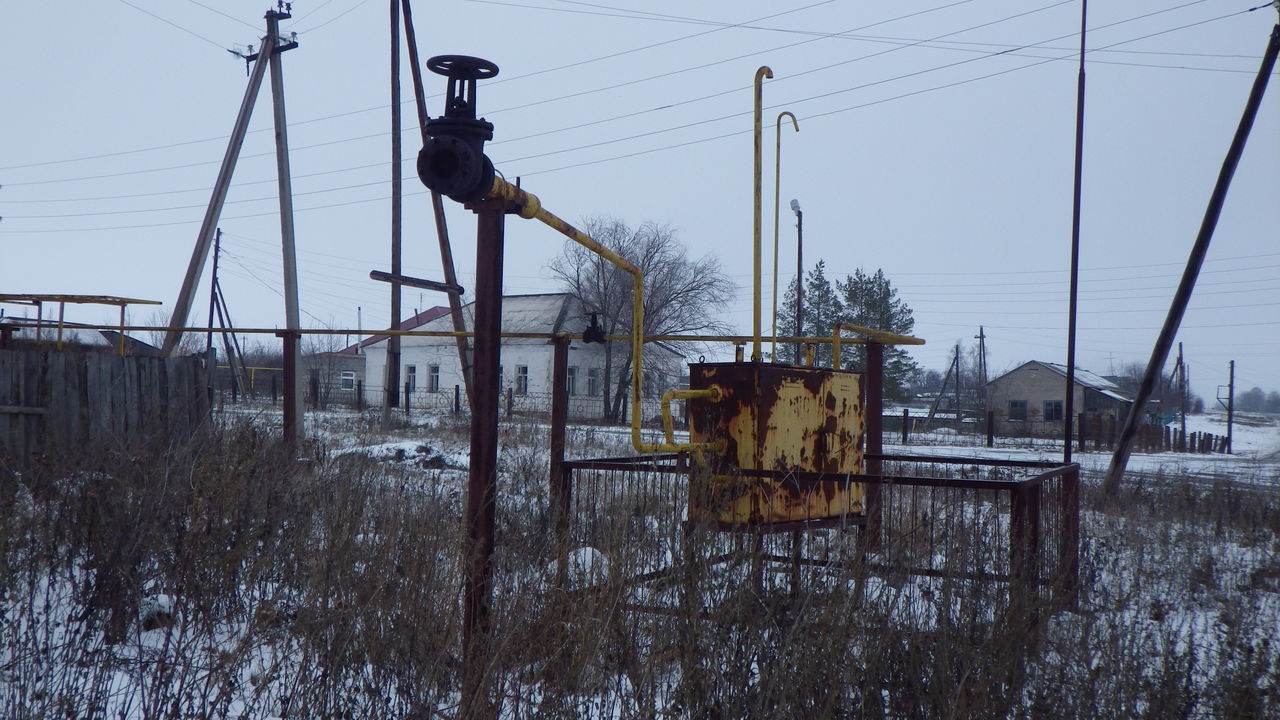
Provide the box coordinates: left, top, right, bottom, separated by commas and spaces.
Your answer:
549, 216, 734, 420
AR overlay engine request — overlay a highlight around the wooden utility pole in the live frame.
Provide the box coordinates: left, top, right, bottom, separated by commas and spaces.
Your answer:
401, 0, 474, 411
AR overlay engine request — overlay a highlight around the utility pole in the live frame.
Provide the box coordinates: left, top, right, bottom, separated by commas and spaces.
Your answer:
205, 229, 222, 402
974, 326, 988, 420
401, 0, 474, 411
206, 229, 221, 358
954, 342, 962, 424
1063, 0, 1088, 465
266, 5, 303, 441
1225, 361, 1235, 453
1177, 342, 1186, 442
165, 30, 281, 355
385, 0, 403, 413
1104, 20, 1280, 494
974, 326, 987, 384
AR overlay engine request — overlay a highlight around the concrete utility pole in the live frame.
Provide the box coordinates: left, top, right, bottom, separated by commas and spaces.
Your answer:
1177, 342, 1187, 443
165, 33, 279, 355
1226, 360, 1235, 453
1104, 21, 1280, 494
266, 7, 303, 439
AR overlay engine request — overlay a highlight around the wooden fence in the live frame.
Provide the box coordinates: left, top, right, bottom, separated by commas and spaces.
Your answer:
0, 348, 210, 468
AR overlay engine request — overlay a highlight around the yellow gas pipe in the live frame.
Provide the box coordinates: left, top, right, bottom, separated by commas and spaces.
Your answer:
771, 111, 798, 363
831, 322, 926, 368
751, 66, 773, 363
486, 177, 721, 456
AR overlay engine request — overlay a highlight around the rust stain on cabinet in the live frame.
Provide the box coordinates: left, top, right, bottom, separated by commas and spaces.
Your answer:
688, 362, 864, 526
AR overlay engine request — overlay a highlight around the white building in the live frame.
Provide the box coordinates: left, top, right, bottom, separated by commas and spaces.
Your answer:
361, 293, 686, 419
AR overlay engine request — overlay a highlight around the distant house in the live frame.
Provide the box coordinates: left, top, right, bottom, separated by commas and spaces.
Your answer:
302, 307, 451, 406
360, 293, 686, 419
985, 361, 1134, 436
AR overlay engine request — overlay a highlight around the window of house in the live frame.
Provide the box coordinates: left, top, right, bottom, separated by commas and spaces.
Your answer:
1009, 400, 1028, 421
340, 371, 356, 391
588, 368, 601, 397
428, 364, 440, 392
567, 366, 578, 396
1044, 399, 1064, 422
406, 365, 417, 392
516, 365, 529, 395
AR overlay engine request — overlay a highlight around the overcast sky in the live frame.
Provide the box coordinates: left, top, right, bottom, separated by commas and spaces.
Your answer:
2, 0, 1277, 399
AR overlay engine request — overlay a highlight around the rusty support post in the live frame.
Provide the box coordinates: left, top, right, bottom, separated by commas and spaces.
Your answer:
404, 381, 411, 416
277, 331, 299, 449
1011, 484, 1041, 590
863, 342, 884, 552
901, 408, 909, 444
461, 201, 505, 720
1061, 466, 1080, 603
549, 336, 570, 581
987, 410, 995, 448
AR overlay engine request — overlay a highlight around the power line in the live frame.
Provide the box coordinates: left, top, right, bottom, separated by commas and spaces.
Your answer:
3, 0, 1219, 177
1, 2, 1261, 222
183, 0, 262, 31
113, 0, 229, 52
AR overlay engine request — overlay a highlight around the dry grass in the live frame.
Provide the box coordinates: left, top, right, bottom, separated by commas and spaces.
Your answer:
2, 416, 1277, 719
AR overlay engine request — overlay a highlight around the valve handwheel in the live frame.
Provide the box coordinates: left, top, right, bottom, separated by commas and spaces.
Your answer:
426, 55, 499, 80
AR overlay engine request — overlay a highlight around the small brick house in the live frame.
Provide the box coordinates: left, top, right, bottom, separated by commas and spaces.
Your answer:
985, 361, 1133, 437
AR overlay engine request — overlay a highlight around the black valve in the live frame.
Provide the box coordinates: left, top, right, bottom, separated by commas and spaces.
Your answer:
416, 55, 500, 203
582, 313, 606, 344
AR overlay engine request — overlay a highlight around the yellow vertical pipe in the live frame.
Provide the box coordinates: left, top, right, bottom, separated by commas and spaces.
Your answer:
771, 111, 798, 363
752, 66, 773, 362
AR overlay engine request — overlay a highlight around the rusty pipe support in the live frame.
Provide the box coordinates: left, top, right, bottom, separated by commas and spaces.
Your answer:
771, 110, 798, 362
832, 322, 926, 369
752, 66, 773, 362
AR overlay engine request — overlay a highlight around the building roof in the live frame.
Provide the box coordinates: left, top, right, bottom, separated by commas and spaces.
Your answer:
989, 360, 1134, 402
359, 293, 684, 357
406, 293, 592, 339
341, 306, 451, 354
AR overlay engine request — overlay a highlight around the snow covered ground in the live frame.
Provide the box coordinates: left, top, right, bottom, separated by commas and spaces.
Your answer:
9, 405, 1273, 717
